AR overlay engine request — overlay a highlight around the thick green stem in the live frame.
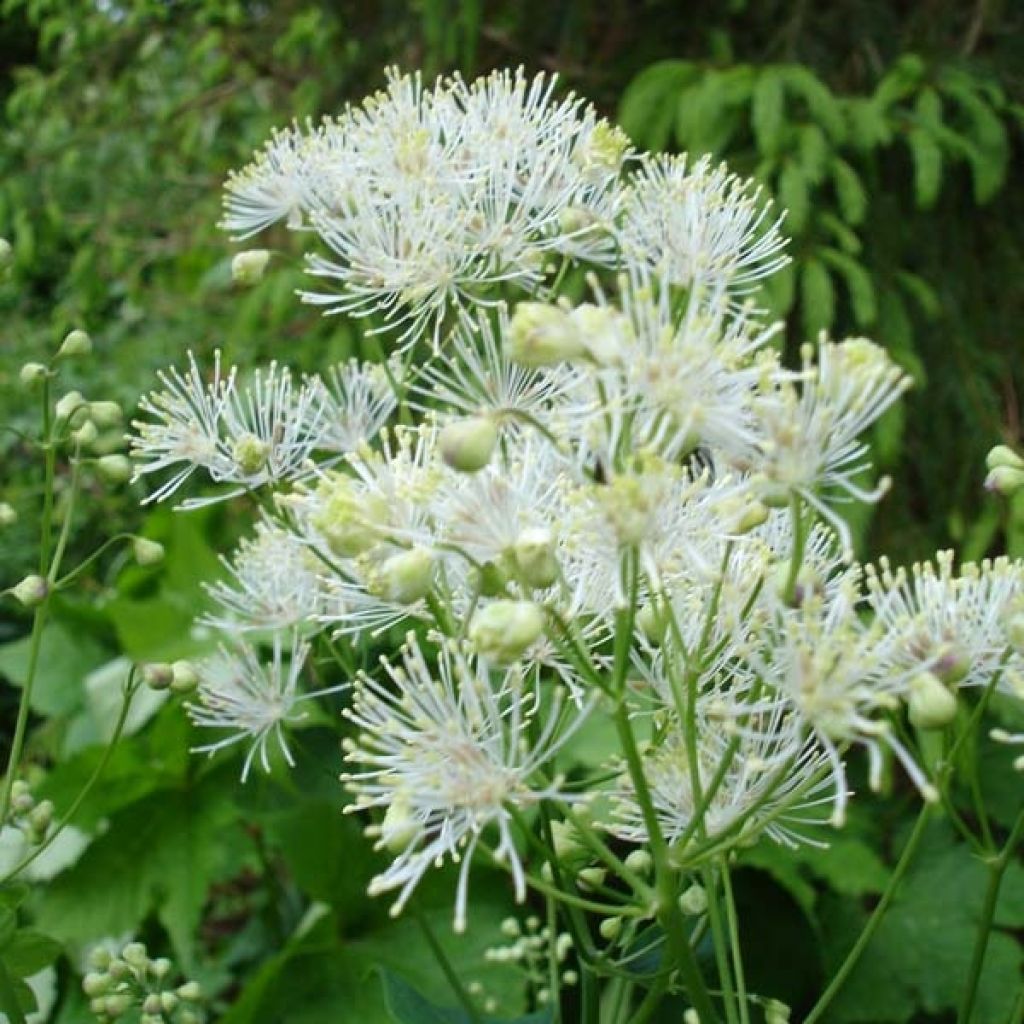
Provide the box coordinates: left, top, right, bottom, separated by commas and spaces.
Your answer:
957, 808, 1024, 1024
804, 805, 933, 1024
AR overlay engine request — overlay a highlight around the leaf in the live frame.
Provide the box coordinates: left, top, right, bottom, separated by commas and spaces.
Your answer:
779, 65, 845, 141
831, 157, 867, 225
751, 68, 785, 157
796, 123, 829, 184
800, 258, 835, 338
819, 248, 877, 326
777, 161, 809, 234
907, 128, 942, 209
0, 931, 62, 979
381, 971, 552, 1024
618, 60, 698, 151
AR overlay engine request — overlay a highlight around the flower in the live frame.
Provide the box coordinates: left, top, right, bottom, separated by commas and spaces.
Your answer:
310, 358, 398, 458
342, 632, 591, 931
187, 632, 342, 781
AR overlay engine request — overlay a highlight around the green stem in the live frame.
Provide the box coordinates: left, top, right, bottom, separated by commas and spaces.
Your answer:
720, 860, 750, 1024
413, 905, 482, 1024
782, 495, 807, 607
701, 865, 738, 1024
804, 804, 933, 1024
957, 808, 1024, 1024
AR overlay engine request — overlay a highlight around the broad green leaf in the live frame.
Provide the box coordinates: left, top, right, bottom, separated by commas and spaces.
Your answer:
0, 931, 61, 979
618, 60, 698, 150
381, 971, 552, 1024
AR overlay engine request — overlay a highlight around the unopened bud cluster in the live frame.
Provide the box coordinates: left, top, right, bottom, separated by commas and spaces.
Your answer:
82, 942, 202, 1024
485, 916, 575, 1007
5, 780, 54, 844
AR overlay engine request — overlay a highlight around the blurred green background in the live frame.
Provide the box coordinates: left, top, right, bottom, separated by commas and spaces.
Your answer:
1, 3, 1022, 1022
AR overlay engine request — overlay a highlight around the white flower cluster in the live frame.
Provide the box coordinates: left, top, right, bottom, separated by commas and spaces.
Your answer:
130, 67, 1024, 934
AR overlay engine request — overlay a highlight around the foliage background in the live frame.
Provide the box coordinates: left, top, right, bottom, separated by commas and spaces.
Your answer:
0, 2, 1022, 1022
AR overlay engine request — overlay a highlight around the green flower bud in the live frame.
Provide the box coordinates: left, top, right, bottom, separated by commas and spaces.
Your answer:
121, 941, 148, 967
72, 418, 99, 447
598, 916, 622, 940
58, 329, 92, 358
508, 302, 584, 367
985, 465, 1024, 497
0, 237, 12, 267
310, 473, 387, 557
107, 958, 131, 980
142, 993, 163, 1015
379, 794, 420, 853
439, 416, 498, 473
732, 500, 769, 535
176, 980, 202, 1002
82, 972, 111, 997
88, 400, 123, 428
170, 660, 200, 694
151, 957, 173, 981
624, 849, 653, 874
133, 537, 165, 566
96, 454, 133, 483
577, 866, 606, 891
679, 882, 708, 915
985, 445, 1024, 472
89, 948, 113, 971
19, 362, 47, 387
468, 600, 545, 662
635, 602, 666, 645
765, 999, 792, 1024
512, 528, 560, 589
232, 432, 270, 475
907, 671, 957, 730
369, 546, 436, 604
28, 799, 53, 834
160, 991, 179, 1013
232, 248, 271, 284
471, 559, 511, 597
549, 819, 585, 864
143, 663, 174, 691
0, 502, 16, 528
103, 993, 134, 1017
11, 780, 33, 812
683, 1010, 700, 1024
10, 574, 48, 608
569, 303, 628, 366
179, 1012, 201, 1024
89, 997, 108, 1015
55, 390, 89, 427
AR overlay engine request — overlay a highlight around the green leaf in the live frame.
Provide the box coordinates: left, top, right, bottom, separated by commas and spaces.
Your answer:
819, 248, 877, 326
618, 60, 698, 151
381, 971, 552, 1024
907, 128, 942, 209
777, 161, 809, 234
796, 123, 830, 184
0, 930, 62, 979
751, 68, 785, 157
800, 258, 834, 337
830, 157, 867, 225
779, 65, 845, 141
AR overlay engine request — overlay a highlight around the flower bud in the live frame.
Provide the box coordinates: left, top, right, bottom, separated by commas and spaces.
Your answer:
151, 957, 173, 981
984, 465, 1024, 497
439, 416, 498, 473
635, 603, 666, 645
512, 528, 560, 589
468, 600, 544, 661
0, 237, 11, 267
569, 303, 629, 366
232, 433, 270, 475
679, 882, 708, 915
508, 302, 584, 367
103, 993, 133, 1018
598, 916, 622, 940
232, 249, 271, 284
471, 559, 511, 597
28, 799, 53, 834
179, 1012, 201, 1024
72, 419, 99, 447
549, 820, 585, 864
176, 980, 202, 1002
89, 997, 107, 1015
0, 502, 16, 528
96, 454, 133, 483
624, 849, 653, 874
89, 948, 113, 971
107, 958, 131, 980
907, 671, 957, 730
170, 660, 200, 694
82, 973, 111, 997
765, 999, 792, 1024
684, 1011, 700, 1024
133, 537, 165, 566
930, 643, 969, 685
160, 991, 179, 1013
19, 362, 47, 387
10, 574, 48, 608
11, 780, 33, 812
88, 400, 123, 428
142, 993, 162, 1015
985, 445, 1024, 472
143, 663, 174, 691
577, 866, 606, 891
379, 794, 420, 853
121, 941, 148, 966
370, 547, 436, 604
732, 500, 769, 535
58, 329, 92, 358
55, 390, 89, 427
310, 474, 386, 558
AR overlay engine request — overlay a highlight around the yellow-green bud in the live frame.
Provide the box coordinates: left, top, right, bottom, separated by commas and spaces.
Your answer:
151, 958, 173, 981
468, 600, 545, 661
569, 303, 628, 366
103, 993, 133, 1017
121, 941, 148, 966
577, 866, 606, 891
379, 794, 420, 853
58, 329, 92, 358
55, 390, 89, 427
88, 400, 123, 428
0, 502, 16, 528
986, 445, 1024, 472
19, 362, 47, 387
624, 849, 653, 874
439, 416, 498, 473
11, 574, 48, 608
232, 249, 271, 284
471, 559, 511, 597
160, 991, 179, 1013
679, 882, 708, 915
508, 302, 584, 366
635, 603, 666, 645
142, 994, 162, 1015
930, 643, 969, 685
89, 948, 113, 971
370, 547, 436, 604
107, 958, 131, 980
598, 916, 623, 940
133, 537, 165, 566
170, 660, 200, 694
11, 780, 33, 812
765, 999, 792, 1024
512, 527, 560, 589
89, 997, 107, 1015
232, 433, 270, 476
0, 237, 11, 267
28, 799, 54, 834
82, 972, 111, 997
907, 671, 957, 730
683, 1010, 700, 1024
549, 820, 585, 864
176, 980, 202, 1002
72, 419, 99, 447
143, 663, 174, 690
179, 1012, 202, 1024
96, 454, 133, 483
310, 474, 386, 558
599, 474, 656, 546
733, 500, 769, 535
985, 465, 1024, 497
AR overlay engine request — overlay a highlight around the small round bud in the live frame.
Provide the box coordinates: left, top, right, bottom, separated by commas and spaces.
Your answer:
569, 303, 629, 366
82, 972, 112, 997
765, 999, 792, 1024
151, 957, 173, 980
121, 941, 148, 967
107, 958, 131, 980
986, 445, 1024, 472
577, 866, 606, 891
142, 993, 162, 1015
0, 502, 16, 528
11, 780, 33, 812
89, 948, 113, 971
369, 547, 436, 604
635, 603, 666, 645
508, 302, 585, 366
232, 248, 271, 284
500, 917, 520, 938
985, 465, 1024, 497
679, 882, 708, 916
549, 820, 585, 864
58, 329, 92, 358
907, 671, 957, 730
0, 237, 11, 267
142, 663, 174, 691
72, 419, 99, 447
598, 916, 622, 940
55, 390, 89, 427
439, 416, 498, 473
176, 980, 202, 1002
468, 600, 545, 662
103, 993, 133, 1017
512, 528, 560, 589
160, 991, 179, 1013
684, 1010, 700, 1024
170, 660, 200, 694
624, 849, 653, 874
133, 537, 165, 566
379, 794, 420, 853
10, 574, 48, 608
96, 454, 133, 483
310, 473, 386, 557
179, 1012, 201, 1024
28, 799, 54, 834
88, 400, 123, 428
732, 500, 769, 535
19, 362, 47, 387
